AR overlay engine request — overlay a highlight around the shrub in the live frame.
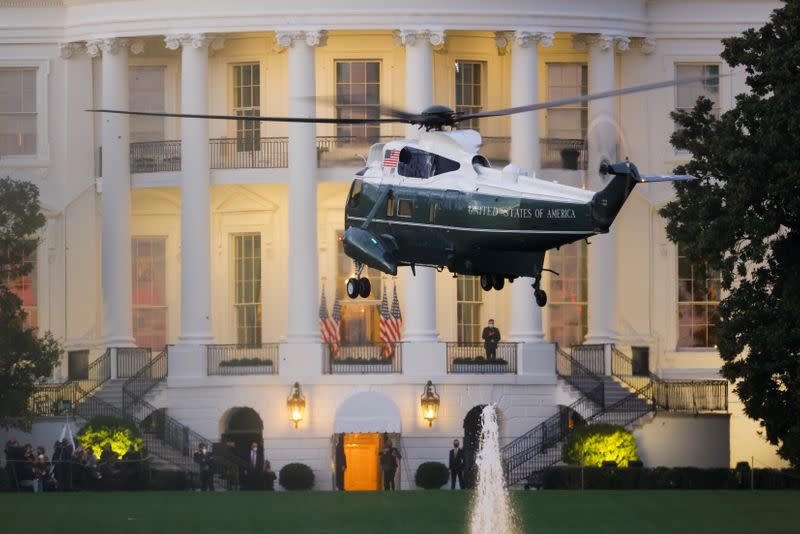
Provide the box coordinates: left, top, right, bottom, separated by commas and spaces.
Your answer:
542, 466, 739, 490
563, 424, 639, 467
218, 358, 273, 367
415, 461, 449, 489
77, 415, 144, 458
279, 463, 314, 490
0, 466, 9, 491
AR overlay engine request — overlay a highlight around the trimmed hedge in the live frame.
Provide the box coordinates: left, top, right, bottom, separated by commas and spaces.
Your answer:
279, 463, 314, 490
542, 466, 800, 490
563, 424, 639, 468
415, 461, 450, 489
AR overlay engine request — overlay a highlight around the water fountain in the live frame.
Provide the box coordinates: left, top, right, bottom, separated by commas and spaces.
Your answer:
469, 404, 520, 534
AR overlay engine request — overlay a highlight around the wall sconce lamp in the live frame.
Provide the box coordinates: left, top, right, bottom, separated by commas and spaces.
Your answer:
420, 380, 440, 427
287, 382, 306, 428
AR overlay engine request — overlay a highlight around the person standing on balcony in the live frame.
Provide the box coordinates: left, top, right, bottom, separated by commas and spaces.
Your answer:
449, 439, 465, 489
482, 319, 501, 360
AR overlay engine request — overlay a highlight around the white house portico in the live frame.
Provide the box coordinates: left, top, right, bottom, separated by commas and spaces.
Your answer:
0, 0, 789, 490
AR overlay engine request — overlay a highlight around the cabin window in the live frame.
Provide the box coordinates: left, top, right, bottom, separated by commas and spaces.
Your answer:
386, 197, 395, 217
429, 202, 437, 222
348, 179, 363, 208
397, 146, 460, 179
397, 199, 413, 218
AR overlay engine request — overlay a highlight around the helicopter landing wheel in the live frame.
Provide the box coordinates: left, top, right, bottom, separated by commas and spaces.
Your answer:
534, 289, 548, 307
346, 278, 359, 299
491, 274, 505, 291
358, 277, 372, 299
480, 274, 493, 292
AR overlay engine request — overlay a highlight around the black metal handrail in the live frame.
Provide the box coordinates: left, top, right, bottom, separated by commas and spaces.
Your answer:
122, 349, 168, 414
210, 137, 288, 169
445, 342, 517, 374
322, 343, 402, 374
30, 349, 111, 417
556, 347, 605, 406
117, 347, 152, 379
611, 347, 728, 413
207, 344, 279, 376
571, 344, 605, 375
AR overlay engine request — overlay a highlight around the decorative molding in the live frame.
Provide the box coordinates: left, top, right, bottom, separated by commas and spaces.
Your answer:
274, 30, 325, 49
395, 29, 446, 48
514, 30, 555, 48
639, 36, 656, 55
129, 40, 145, 55
85, 38, 128, 57
164, 33, 216, 51
572, 33, 631, 52
59, 42, 83, 59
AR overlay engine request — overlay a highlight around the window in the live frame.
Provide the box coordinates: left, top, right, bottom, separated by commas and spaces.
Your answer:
0, 68, 37, 156
397, 147, 460, 178
132, 238, 166, 351
677, 248, 721, 348
397, 199, 413, 218
335, 233, 382, 344
3, 247, 37, 329
547, 241, 588, 348
457, 276, 483, 343
546, 63, 587, 139
675, 64, 720, 120
234, 234, 261, 346
336, 61, 380, 140
129, 66, 165, 142
233, 63, 260, 152
455, 60, 484, 130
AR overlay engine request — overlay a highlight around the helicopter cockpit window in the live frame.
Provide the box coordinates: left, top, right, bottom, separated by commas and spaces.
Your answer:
397, 146, 460, 179
348, 179, 363, 208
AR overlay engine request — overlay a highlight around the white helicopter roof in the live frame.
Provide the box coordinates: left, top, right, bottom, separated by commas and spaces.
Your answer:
360, 130, 594, 204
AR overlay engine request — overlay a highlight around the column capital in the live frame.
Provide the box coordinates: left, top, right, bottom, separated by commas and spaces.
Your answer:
572, 33, 630, 52
59, 42, 84, 59
86, 38, 129, 58
395, 29, 446, 47
513, 30, 555, 48
637, 36, 656, 55
275, 30, 325, 49
164, 33, 219, 51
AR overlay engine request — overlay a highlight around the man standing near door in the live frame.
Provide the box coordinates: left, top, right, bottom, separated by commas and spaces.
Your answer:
448, 439, 465, 489
246, 441, 263, 490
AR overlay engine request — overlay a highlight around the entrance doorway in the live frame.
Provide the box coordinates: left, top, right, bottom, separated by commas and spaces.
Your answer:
343, 433, 381, 491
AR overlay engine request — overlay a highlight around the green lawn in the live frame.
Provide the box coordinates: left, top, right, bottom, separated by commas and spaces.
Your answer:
1, 490, 797, 533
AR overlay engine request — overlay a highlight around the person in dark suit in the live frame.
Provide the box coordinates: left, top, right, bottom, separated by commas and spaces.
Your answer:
448, 439, 465, 489
334, 434, 347, 491
193, 443, 214, 491
481, 319, 501, 360
245, 441, 264, 490
379, 440, 402, 490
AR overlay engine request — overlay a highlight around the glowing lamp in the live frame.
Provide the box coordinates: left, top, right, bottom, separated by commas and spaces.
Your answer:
420, 380, 440, 427
287, 382, 306, 428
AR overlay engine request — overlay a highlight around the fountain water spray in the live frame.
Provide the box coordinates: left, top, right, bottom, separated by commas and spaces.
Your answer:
469, 404, 519, 534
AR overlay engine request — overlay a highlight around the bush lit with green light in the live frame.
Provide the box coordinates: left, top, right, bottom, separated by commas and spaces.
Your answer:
563, 423, 640, 467
77, 415, 144, 458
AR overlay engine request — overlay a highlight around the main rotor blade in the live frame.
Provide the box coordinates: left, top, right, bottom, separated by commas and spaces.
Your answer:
87, 109, 409, 125
455, 75, 724, 121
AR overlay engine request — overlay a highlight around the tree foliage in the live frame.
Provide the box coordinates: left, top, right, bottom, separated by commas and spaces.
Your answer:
563, 424, 640, 468
659, 1, 800, 465
0, 177, 61, 430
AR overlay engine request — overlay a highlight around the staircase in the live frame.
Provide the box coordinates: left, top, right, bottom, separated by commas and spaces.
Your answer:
501, 344, 728, 488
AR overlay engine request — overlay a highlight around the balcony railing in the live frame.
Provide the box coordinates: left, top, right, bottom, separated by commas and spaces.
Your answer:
116, 347, 153, 379
127, 136, 586, 173
207, 344, 280, 376
322, 343, 402, 374
446, 342, 518, 374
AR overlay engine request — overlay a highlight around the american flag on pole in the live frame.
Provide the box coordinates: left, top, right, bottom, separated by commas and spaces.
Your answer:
389, 282, 403, 342
379, 281, 403, 356
330, 297, 342, 356
319, 285, 339, 351
383, 148, 400, 168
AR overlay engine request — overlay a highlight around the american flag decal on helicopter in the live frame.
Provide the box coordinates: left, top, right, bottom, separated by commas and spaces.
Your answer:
383, 148, 400, 168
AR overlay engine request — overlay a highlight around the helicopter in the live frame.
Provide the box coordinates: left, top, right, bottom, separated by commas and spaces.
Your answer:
91, 76, 707, 307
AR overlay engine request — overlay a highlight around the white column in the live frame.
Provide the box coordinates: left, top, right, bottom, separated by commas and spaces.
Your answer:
165, 34, 214, 344
581, 34, 628, 345
277, 31, 323, 344
90, 38, 135, 348
507, 31, 553, 343
397, 29, 443, 342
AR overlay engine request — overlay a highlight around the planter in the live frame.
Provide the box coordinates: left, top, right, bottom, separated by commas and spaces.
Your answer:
330, 363, 394, 374
218, 364, 274, 375
452, 363, 510, 374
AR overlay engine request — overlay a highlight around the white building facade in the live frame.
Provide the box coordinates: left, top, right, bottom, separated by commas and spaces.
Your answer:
0, 0, 788, 489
